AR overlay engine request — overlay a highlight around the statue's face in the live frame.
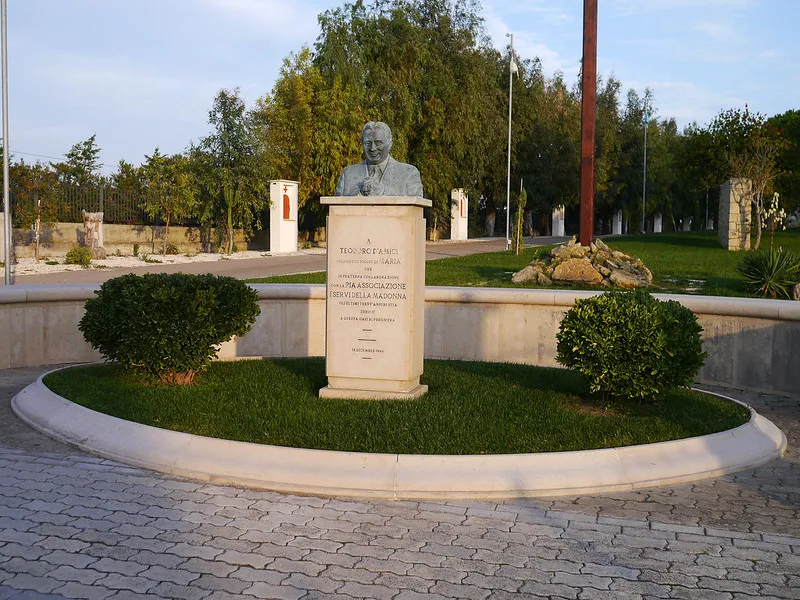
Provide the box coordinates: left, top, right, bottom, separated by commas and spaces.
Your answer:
362, 128, 392, 165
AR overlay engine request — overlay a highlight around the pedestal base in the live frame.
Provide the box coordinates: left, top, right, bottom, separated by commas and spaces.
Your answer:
319, 384, 428, 401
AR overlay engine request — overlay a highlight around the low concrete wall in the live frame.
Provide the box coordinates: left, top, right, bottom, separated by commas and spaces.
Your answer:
1, 285, 797, 395
9, 223, 257, 258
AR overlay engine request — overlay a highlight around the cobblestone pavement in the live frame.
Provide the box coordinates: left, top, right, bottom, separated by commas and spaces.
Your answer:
1, 366, 798, 600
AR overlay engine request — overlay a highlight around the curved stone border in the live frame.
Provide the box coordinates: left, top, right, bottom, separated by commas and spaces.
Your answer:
12, 366, 787, 500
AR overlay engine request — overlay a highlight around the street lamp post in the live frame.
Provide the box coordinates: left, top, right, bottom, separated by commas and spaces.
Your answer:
505, 33, 515, 251
641, 102, 648, 234
1, 0, 10, 285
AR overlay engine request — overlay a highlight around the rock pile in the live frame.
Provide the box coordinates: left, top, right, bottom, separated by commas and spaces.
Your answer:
512, 237, 653, 289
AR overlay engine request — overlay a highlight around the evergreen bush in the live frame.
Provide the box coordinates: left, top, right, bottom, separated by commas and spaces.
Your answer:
65, 246, 93, 267
736, 247, 800, 299
556, 290, 707, 402
79, 273, 260, 384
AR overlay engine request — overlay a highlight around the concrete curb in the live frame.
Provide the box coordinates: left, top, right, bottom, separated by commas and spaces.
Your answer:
12, 366, 787, 499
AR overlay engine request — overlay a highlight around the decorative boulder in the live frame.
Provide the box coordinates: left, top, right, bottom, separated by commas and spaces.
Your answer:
512, 236, 652, 290
552, 258, 604, 285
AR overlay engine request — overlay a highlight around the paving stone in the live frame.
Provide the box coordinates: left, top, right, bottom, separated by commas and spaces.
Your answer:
462, 573, 520, 593
48, 565, 106, 585
406, 564, 464, 584
241, 583, 305, 599
322, 565, 379, 584
518, 581, 579, 599
429, 581, 493, 599
165, 542, 222, 560
95, 574, 154, 594
191, 574, 251, 595
139, 565, 199, 585
53, 581, 115, 599
267, 557, 325, 577
0, 557, 55, 577
147, 582, 210, 600
228, 566, 287, 585
302, 549, 360, 568
375, 571, 432, 593
128, 549, 186, 569
3, 573, 64, 594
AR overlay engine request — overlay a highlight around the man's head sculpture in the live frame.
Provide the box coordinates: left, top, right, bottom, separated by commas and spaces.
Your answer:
361, 122, 393, 165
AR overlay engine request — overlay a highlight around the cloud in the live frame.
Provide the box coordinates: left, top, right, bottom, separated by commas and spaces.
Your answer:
200, 0, 322, 45
692, 20, 737, 42
612, 0, 752, 16
482, 3, 577, 79
626, 79, 745, 127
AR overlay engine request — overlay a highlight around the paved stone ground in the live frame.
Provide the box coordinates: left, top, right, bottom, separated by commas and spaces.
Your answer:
1, 366, 798, 600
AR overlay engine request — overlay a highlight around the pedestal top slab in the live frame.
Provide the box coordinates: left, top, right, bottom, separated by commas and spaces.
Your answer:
321, 196, 432, 208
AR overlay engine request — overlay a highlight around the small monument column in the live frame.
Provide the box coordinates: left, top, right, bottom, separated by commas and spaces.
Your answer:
653, 213, 662, 233
718, 178, 751, 251
450, 188, 468, 240
552, 205, 565, 237
269, 180, 299, 253
612, 210, 623, 235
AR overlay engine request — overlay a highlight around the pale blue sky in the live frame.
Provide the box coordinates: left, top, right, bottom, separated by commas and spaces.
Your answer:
4, 0, 798, 174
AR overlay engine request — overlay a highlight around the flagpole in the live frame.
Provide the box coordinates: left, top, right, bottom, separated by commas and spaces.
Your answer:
505, 33, 514, 251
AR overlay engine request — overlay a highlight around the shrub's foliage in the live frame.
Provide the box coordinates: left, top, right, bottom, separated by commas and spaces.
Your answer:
65, 246, 92, 266
79, 273, 260, 384
736, 247, 800, 299
556, 290, 707, 402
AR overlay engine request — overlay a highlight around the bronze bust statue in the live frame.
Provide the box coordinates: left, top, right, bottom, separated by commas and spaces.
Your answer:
335, 122, 424, 197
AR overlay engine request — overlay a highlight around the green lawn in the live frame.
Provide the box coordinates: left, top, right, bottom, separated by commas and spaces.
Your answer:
248, 230, 800, 296
44, 359, 749, 455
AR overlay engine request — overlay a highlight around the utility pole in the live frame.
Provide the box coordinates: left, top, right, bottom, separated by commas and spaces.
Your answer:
579, 0, 597, 246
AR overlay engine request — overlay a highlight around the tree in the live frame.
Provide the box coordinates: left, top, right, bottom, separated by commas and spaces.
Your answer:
9, 160, 60, 262
709, 107, 787, 250
141, 149, 197, 254
768, 109, 800, 214
197, 88, 268, 254
52, 134, 103, 188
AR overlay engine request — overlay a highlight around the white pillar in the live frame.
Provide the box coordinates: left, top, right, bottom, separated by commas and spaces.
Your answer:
269, 180, 299, 253
706, 218, 714, 230
450, 189, 468, 240
653, 213, 662, 233
612, 210, 623, 235
551, 205, 565, 237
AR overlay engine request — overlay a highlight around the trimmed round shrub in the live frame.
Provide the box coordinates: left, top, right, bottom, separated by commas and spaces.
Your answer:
736, 247, 800, 299
79, 273, 260, 384
556, 290, 707, 402
65, 246, 93, 267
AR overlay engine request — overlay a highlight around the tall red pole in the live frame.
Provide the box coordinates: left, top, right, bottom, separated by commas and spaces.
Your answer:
579, 0, 597, 246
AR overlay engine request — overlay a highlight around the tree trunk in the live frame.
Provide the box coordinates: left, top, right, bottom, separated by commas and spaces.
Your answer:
163, 212, 171, 255
34, 197, 41, 264
485, 209, 496, 237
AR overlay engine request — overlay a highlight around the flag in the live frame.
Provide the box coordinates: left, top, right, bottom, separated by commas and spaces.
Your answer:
510, 52, 519, 77
644, 109, 649, 125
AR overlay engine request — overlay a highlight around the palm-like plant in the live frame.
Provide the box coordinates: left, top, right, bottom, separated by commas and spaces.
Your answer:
736, 247, 800, 299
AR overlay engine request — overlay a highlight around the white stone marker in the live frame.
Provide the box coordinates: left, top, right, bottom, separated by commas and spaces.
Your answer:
551, 205, 565, 237
269, 180, 299, 253
653, 213, 663, 233
682, 217, 693, 231
450, 188, 468, 240
320, 196, 431, 400
612, 210, 623, 235
706, 218, 714, 230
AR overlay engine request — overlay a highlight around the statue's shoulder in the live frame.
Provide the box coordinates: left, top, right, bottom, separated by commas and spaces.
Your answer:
389, 157, 420, 174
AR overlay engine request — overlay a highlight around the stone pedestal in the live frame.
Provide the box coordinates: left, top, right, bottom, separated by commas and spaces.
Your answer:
612, 210, 623, 235
320, 196, 431, 400
269, 180, 299, 253
82, 211, 105, 259
718, 179, 751, 251
653, 213, 662, 233
450, 189, 468, 240
551, 206, 565, 237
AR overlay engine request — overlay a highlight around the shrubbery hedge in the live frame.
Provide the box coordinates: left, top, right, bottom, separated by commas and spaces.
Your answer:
79, 273, 260, 384
556, 290, 707, 402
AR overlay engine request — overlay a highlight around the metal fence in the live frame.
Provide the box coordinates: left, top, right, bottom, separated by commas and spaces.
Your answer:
9, 185, 158, 225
